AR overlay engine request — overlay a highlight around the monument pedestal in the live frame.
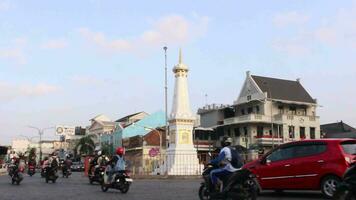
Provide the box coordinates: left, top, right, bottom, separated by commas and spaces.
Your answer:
165, 148, 201, 175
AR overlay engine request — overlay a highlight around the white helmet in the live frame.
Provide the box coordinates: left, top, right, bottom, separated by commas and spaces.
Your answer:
97, 150, 102, 156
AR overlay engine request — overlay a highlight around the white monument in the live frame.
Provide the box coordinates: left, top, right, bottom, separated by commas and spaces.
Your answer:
165, 49, 201, 175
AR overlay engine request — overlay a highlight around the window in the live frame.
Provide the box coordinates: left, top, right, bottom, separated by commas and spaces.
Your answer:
267, 146, 295, 162
241, 109, 245, 115
278, 105, 284, 114
310, 127, 315, 139
234, 128, 241, 137
289, 106, 296, 114
293, 144, 327, 157
300, 127, 305, 139
341, 141, 356, 155
256, 106, 260, 114
289, 126, 295, 138
243, 127, 248, 136
247, 95, 251, 101
247, 107, 253, 114
257, 126, 263, 138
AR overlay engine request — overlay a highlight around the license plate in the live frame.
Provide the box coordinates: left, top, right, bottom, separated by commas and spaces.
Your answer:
125, 178, 133, 182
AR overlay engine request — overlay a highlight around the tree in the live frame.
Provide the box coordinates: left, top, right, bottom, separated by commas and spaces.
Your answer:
75, 135, 96, 156
27, 148, 36, 163
101, 143, 113, 157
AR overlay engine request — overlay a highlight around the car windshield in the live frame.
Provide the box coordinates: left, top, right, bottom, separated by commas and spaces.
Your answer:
341, 141, 356, 155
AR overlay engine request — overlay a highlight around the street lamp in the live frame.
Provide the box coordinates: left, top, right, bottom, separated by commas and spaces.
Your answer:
27, 126, 55, 161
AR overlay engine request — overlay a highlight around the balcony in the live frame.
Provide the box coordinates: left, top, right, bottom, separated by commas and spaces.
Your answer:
224, 114, 271, 125
273, 114, 320, 124
254, 135, 283, 146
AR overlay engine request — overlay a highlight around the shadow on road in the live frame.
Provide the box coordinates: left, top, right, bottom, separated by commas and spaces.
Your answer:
259, 191, 324, 199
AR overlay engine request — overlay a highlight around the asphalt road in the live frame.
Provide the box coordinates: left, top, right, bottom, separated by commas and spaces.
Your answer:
0, 172, 326, 200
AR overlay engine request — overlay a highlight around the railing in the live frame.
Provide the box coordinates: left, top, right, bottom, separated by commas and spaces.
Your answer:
273, 114, 319, 123
125, 153, 204, 176
224, 114, 271, 125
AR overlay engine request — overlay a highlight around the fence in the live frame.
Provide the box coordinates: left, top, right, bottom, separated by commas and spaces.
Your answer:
125, 151, 260, 176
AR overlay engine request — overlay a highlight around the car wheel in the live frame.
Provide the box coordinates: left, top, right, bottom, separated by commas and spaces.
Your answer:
321, 175, 340, 199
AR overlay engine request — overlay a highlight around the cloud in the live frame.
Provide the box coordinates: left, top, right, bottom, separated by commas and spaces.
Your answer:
272, 38, 312, 56
41, 39, 68, 49
272, 2, 356, 56
0, 38, 27, 65
273, 11, 310, 27
0, 82, 60, 101
78, 14, 209, 55
70, 75, 106, 86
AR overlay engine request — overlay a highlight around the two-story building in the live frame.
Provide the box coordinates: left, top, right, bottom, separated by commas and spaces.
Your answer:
198, 71, 321, 152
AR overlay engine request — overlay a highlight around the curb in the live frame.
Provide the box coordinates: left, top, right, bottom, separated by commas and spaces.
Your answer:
132, 175, 201, 180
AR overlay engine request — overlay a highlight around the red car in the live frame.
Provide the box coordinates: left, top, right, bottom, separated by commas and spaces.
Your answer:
243, 139, 356, 198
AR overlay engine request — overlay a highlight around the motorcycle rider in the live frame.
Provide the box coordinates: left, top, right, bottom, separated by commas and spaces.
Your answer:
106, 147, 126, 184
48, 152, 59, 176
62, 154, 72, 176
209, 136, 243, 192
89, 148, 101, 174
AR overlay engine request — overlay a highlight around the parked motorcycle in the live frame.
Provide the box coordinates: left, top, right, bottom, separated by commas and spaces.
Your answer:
45, 166, 58, 183
333, 158, 356, 200
8, 165, 24, 185
28, 165, 36, 177
199, 163, 259, 200
89, 165, 106, 184
101, 167, 133, 193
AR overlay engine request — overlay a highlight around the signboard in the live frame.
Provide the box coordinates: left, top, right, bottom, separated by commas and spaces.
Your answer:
56, 125, 75, 136
148, 148, 160, 157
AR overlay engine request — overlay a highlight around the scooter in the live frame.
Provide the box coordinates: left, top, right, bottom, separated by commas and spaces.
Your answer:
333, 157, 356, 200
28, 165, 36, 177
8, 165, 24, 185
101, 167, 133, 193
45, 166, 58, 183
89, 165, 106, 184
199, 163, 259, 200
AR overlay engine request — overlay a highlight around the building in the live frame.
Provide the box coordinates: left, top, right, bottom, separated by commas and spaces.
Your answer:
98, 111, 166, 155
11, 139, 30, 154
87, 114, 116, 147
198, 71, 321, 152
122, 127, 166, 175
321, 121, 356, 139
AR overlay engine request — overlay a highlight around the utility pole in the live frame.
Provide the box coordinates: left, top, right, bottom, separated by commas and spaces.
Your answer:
27, 126, 54, 162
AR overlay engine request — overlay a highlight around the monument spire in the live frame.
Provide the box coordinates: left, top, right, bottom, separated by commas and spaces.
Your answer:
179, 48, 182, 64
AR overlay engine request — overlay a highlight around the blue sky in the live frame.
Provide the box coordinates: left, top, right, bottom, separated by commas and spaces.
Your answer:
1, 0, 356, 144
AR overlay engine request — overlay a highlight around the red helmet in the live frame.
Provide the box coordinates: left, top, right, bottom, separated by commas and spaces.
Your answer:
116, 147, 125, 156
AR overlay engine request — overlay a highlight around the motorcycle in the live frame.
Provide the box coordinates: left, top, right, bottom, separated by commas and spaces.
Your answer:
28, 165, 36, 177
101, 167, 133, 193
333, 158, 356, 200
89, 165, 106, 184
8, 165, 24, 185
45, 166, 58, 183
199, 163, 259, 200
60, 161, 72, 178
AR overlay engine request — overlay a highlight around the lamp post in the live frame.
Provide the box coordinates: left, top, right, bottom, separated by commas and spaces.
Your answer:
27, 126, 54, 162
163, 46, 169, 148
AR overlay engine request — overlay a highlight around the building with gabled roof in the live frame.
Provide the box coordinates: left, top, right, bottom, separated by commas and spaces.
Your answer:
197, 71, 321, 152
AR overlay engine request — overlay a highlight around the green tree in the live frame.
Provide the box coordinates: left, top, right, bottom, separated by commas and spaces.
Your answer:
101, 143, 113, 157
75, 135, 96, 156
27, 147, 36, 163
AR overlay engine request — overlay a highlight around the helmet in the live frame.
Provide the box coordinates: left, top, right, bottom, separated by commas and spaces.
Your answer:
116, 147, 124, 156
66, 154, 71, 159
221, 136, 233, 147
97, 150, 102, 156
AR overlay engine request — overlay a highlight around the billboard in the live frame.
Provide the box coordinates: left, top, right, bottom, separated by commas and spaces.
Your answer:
55, 125, 75, 136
